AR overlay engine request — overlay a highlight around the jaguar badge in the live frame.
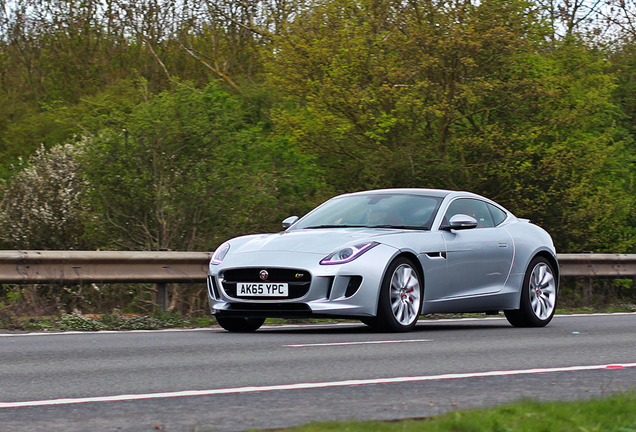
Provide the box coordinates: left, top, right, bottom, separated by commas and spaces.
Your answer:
259, 270, 269, 281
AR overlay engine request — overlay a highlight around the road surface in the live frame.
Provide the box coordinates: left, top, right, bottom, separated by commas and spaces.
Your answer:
1, 313, 635, 431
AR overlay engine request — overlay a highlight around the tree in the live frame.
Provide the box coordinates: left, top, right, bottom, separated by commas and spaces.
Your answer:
80, 81, 325, 251
268, 0, 545, 187
535, 0, 606, 40
267, 0, 634, 252
0, 0, 275, 177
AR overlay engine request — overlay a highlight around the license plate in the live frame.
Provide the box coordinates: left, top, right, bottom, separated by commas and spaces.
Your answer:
236, 283, 289, 297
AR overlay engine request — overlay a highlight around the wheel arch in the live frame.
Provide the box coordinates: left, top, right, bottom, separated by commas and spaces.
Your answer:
531, 250, 560, 291
377, 251, 425, 311
504, 249, 559, 327
395, 251, 425, 283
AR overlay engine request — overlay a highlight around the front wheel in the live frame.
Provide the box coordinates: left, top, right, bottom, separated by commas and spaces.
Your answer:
368, 257, 423, 332
505, 256, 557, 327
216, 316, 265, 332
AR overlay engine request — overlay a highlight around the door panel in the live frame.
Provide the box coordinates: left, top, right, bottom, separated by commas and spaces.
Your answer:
432, 198, 514, 299
440, 227, 513, 298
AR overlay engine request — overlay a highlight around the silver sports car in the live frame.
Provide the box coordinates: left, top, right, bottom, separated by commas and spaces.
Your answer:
207, 189, 558, 332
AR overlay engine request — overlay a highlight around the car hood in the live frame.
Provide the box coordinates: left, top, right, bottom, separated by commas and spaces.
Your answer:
231, 228, 421, 255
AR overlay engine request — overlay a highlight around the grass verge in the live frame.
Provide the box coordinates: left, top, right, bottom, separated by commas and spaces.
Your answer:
6, 311, 217, 332
1, 305, 635, 332
250, 391, 636, 432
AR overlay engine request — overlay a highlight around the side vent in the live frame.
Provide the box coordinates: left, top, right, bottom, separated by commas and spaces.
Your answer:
345, 276, 363, 298
208, 276, 221, 300
325, 276, 335, 300
425, 252, 447, 259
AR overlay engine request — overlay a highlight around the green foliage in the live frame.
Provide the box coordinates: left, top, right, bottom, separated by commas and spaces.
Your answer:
0, 0, 275, 177
0, 79, 148, 180
0, 0, 635, 316
0, 302, 21, 329
558, 278, 636, 310
269, 0, 546, 188
267, 0, 635, 252
58, 313, 106, 332
98, 313, 164, 330
79, 81, 325, 251
465, 41, 635, 253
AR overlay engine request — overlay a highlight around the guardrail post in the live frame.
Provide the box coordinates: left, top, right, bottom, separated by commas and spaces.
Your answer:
156, 283, 168, 311
580, 277, 589, 305
585, 277, 593, 305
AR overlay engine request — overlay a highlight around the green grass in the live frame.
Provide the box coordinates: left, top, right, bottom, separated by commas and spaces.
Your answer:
248, 392, 636, 432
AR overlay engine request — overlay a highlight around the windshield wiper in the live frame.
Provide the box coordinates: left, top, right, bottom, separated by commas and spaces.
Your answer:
368, 225, 430, 230
303, 224, 366, 229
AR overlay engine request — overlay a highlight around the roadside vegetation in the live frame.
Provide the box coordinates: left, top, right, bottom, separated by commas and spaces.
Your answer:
0, 0, 634, 319
2, 303, 634, 332
11, 311, 217, 332
244, 391, 636, 432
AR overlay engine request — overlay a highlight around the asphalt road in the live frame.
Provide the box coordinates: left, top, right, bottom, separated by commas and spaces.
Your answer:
1, 313, 635, 431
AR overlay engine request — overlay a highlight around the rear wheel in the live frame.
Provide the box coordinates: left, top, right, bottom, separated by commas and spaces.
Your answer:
216, 316, 265, 332
368, 257, 423, 332
505, 256, 557, 327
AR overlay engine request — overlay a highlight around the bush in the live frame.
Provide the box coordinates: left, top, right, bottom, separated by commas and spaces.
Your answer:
0, 143, 89, 250
58, 313, 106, 331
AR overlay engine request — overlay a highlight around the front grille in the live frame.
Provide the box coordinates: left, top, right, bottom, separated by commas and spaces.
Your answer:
221, 268, 311, 300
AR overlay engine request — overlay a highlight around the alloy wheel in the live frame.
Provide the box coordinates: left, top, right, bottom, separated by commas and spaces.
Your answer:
389, 264, 421, 326
529, 262, 556, 320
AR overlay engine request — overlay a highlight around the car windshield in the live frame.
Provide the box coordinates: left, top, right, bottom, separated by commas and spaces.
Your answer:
292, 194, 443, 230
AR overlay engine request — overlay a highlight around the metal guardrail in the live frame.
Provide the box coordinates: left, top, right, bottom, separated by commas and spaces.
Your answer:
0, 251, 634, 284
0, 251, 633, 308
558, 254, 636, 278
0, 250, 212, 309
0, 250, 211, 284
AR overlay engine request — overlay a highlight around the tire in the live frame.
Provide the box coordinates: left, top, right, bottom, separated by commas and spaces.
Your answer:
505, 256, 557, 327
216, 316, 265, 332
369, 257, 423, 332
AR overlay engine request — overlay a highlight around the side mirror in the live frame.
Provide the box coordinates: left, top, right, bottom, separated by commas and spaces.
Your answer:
282, 216, 299, 229
442, 214, 478, 231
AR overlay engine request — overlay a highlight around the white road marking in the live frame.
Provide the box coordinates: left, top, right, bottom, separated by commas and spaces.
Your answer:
0, 328, 216, 337
2, 363, 635, 409
0, 322, 362, 337
284, 339, 433, 347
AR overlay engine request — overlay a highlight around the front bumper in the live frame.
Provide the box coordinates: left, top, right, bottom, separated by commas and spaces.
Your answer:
207, 245, 398, 319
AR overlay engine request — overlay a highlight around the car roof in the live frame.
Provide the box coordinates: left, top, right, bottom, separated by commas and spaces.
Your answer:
335, 188, 515, 222
337, 188, 476, 199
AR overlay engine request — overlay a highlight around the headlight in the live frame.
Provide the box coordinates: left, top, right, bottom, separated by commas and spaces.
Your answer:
210, 242, 230, 265
320, 242, 379, 265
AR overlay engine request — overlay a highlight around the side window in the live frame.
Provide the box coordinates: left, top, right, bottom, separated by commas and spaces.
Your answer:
487, 203, 508, 226
444, 198, 494, 228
